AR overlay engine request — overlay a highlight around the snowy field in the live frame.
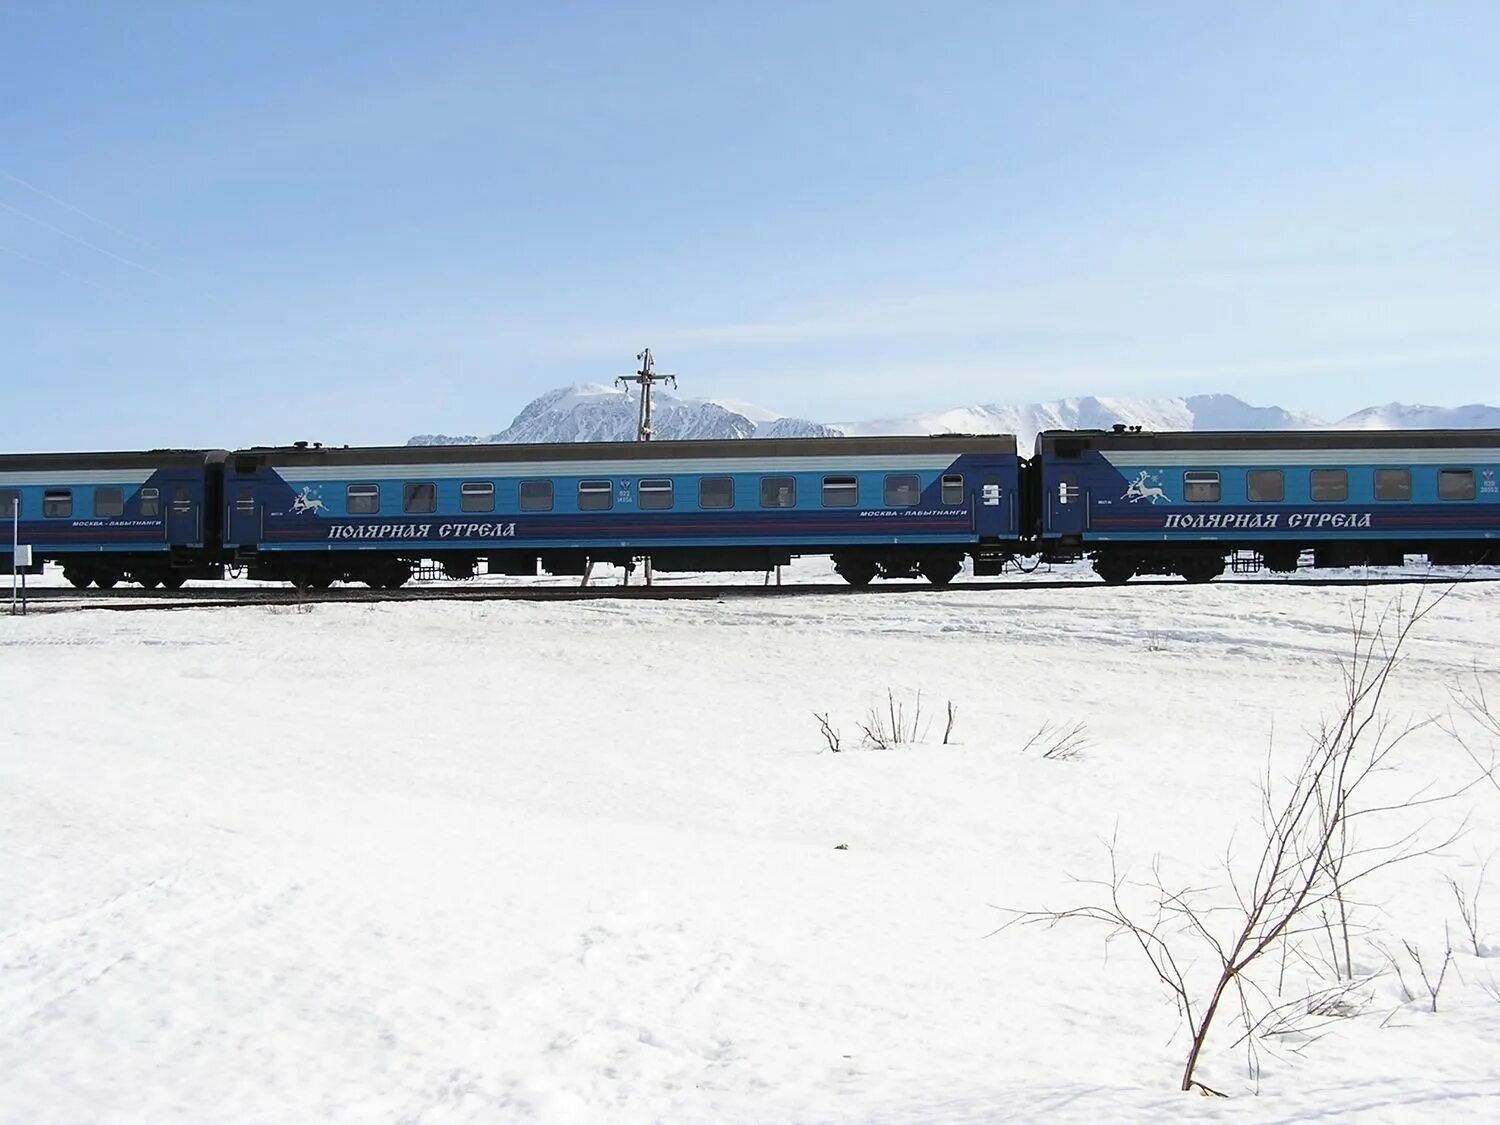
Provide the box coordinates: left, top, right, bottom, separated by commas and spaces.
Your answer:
3, 571, 1499, 1122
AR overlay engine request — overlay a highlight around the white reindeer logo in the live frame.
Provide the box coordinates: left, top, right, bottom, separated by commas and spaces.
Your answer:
291, 486, 326, 515
1122, 470, 1168, 505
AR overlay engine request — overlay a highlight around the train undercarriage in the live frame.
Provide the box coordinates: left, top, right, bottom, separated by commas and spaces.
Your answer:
58, 554, 219, 590
41, 540, 1497, 591
233, 545, 989, 590
1081, 540, 1499, 585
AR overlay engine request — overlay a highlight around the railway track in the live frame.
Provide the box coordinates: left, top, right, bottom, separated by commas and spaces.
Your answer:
8, 570, 1498, 615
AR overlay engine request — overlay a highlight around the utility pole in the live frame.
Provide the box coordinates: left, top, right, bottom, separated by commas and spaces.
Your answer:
615, 348, 677, 586
615, 348, 677, 442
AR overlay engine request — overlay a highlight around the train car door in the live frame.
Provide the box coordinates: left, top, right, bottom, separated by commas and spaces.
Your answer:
974, 472, 1006, 537
227, 480, 260, 546
166, 484, 201, 545
1047, 469, 1085, 535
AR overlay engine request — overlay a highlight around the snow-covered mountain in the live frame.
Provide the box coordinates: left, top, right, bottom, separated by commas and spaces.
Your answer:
1332, 402, 1500, 430
407, 385, 1497, 449
408, 384, 835, 445
832, 394, 1323, 443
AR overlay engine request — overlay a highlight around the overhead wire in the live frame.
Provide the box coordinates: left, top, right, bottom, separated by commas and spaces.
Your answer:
0, 197, 166, 279
0, 241, 100, 287
0, 169, 154, 248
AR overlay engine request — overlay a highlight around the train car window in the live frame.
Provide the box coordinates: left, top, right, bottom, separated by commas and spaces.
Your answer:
638, 479, 674, 510
93, 487, 124, 518
1374, 469, 1411, 501
234, 488, 255, 514
699, 477, 734, 509
1309, 470, 1347, 502
0, 489, 19, 518
460, 482, 495, 512
760, 477, 796, 508
1246, 470, 1283, 503
1183, 472, 1220, 503
884, 474, 920, 507
139, 487, 160, 517
519, 480, 553, 511
1439, 469, 1476, 501
347, 484, 380, 514
43, 489, 73, 518
172, 487, 191, 512
578, 480, 613, 511
941, 474, 965, 505
822, 476, 858, 507
403, 483, 437, 513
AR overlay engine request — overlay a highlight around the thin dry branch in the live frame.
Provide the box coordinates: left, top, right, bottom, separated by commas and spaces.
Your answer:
1001, 586, 1470, 1095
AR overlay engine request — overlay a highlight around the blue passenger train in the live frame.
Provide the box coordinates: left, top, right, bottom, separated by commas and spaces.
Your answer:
2, 427, 1496, 588
221, 435, 1022, 588
0, 450, 226, 588
1033, 427, 1500, 583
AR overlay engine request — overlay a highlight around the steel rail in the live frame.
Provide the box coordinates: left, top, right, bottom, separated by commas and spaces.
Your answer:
12, 571, 1498, 615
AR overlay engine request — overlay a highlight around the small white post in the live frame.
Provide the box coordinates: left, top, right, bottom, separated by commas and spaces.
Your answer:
10, 498, 17, 616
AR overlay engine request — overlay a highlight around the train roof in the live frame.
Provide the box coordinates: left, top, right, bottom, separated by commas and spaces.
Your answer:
231, 434, 1019, 466
1036, 428, 1500, 453
0, 449, 228, 470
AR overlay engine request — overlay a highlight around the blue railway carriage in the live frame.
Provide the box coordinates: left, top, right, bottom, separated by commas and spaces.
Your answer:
1033, 427, 1500, 583
0, 449, 227, 588
222, 435, 1022, 588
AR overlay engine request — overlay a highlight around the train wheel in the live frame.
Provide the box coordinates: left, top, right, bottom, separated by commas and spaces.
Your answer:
1180, 556, 1225, 584
834, 558, 877, 587
64, 568, 91, 589
920, 557, 962, 586
95, 575, 119, 590
138, 576, 161, 589
363, 562, 411, 589
1093, 557, 1135, 585
160, 572, 185, 590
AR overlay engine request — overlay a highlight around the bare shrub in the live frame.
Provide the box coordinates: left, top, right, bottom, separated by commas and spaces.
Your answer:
1402, 931, 1455, 1013
1446, 675, 1500, 797
821, 691, 960, 752
1243, 975, 1375, 1047
858, 689, 928, 749
1446, 854, 1492, 956
1019, 719, 1090, 761
1003, 591, 1478, 1095
814, 712, 842, 754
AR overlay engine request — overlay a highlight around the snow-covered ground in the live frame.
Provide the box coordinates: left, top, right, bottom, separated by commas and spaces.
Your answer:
3, 575, 1499, 1122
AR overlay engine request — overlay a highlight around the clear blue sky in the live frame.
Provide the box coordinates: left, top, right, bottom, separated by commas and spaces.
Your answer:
2, 1, 1496, 450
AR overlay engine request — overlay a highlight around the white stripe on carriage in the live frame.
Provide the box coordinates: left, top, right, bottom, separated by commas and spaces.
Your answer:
0, 470, 156, 486
1103, 450, 1500, 468
276, 454, 961, 482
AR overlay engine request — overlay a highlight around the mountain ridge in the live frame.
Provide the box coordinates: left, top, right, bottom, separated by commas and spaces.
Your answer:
408, 385, 1500, 449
